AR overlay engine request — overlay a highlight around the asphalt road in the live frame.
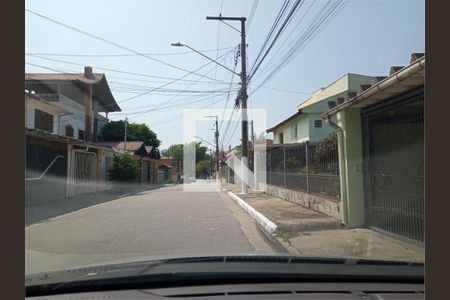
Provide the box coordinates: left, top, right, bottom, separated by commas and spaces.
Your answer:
26, 182, 279, 274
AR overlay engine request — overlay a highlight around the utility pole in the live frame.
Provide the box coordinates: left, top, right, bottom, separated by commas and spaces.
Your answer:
206, 16, 248, 194
214, 117, 220, 181
124, 117, 128, 151
205, 115, 220, 181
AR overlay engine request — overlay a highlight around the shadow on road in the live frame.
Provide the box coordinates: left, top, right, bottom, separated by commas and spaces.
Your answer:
25, 184, 168, 226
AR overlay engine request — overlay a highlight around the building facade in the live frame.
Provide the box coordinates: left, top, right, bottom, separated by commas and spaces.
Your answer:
267, 73, 377, 144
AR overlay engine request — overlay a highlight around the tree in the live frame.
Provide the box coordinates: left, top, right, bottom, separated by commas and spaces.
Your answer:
108, 152, 140, 183
196, 159, 212, 176
101, 120, 161, 147
164, 142, 210, 162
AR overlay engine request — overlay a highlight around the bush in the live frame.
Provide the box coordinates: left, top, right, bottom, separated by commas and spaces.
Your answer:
108, 152, 140, 183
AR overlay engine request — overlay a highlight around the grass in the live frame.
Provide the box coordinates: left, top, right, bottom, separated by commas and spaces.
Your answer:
275, 230, 298, 242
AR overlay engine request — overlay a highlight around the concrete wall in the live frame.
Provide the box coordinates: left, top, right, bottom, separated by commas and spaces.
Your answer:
308, 113, 336, 142
56, 94, 88, 138
336, 108, 365, 227
273, 114, 309, 144
263, 183, 342, 220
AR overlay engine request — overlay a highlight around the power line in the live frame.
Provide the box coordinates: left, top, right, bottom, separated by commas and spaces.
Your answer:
25, 9, 227, 81
246, 0, 259, 34
250, 0, 349, 93
25, 47, 236, 57
26, 54, 229, 84
248, 0, 304, 81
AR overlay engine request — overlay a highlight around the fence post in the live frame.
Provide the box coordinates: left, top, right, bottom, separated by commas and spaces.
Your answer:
283, 146, 287, 188
306, 141, 310, 193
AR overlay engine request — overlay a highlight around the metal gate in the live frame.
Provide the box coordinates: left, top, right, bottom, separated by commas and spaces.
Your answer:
72, 150, 97, 196
362, 89, 424, 242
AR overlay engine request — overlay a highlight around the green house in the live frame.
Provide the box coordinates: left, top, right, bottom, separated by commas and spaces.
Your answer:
267, 73, 377, 144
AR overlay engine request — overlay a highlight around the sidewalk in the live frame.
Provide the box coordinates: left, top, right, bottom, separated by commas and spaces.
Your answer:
222, 183, 424, 263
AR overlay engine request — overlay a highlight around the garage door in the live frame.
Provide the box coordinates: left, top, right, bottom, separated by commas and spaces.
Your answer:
362, 89, 424, 242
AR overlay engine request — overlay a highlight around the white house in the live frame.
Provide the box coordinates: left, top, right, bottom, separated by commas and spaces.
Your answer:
25, 66, 121, 142
25, 91, 68, 134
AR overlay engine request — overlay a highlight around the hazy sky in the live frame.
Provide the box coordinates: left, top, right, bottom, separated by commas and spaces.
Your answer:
25, 0, 424, 150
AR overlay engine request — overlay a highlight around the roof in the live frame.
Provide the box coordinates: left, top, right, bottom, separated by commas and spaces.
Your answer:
266, 110, 303, 133
99, 141, 144, 152
25, 72, 121, 112
25, 128, 114, 151
322, 53, 425, 118
297, 73, 376, 111
25, 92, 69, 114
158, 163, 173, 169
145, 146, 154, 154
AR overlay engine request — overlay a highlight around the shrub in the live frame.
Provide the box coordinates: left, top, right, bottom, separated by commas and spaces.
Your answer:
108, 152, 140, 183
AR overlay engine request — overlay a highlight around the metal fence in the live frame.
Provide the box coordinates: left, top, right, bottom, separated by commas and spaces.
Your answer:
267, 134, 340, 200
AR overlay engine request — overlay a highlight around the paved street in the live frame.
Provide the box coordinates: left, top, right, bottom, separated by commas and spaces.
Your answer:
25, 182, 279, 274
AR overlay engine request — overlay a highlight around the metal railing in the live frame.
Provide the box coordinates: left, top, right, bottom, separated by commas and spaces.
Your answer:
267, 134, 340, 200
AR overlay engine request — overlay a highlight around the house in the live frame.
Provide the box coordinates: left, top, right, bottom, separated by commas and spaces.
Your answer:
25, 66, 121, 142
97, 141, 161, 185
25, 92, 69, 134
321, 53, 425, 242
25, 127, 117, 204
267, 73, 377, 144
25, 67, 122, 204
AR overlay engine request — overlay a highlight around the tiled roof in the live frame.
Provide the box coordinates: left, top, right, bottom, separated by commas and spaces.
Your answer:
99, 141, 144, 152
25, 71, 121, 112
322, 53, 425, 117
25, 73, 104, 84
266, 110, 303, 133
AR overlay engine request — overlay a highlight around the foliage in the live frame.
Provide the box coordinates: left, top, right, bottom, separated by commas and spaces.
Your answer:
101, 120, 161, 147
164, 142, 210, 162
164, 179, 176, 184
196, 159, 213, 175
108, 152, 140, 183
286, 157, 302, 172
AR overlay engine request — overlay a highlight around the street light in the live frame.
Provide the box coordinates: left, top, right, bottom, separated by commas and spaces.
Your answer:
194, 135, 215, 148
172, 23, 249, 194
171, 42, 240, 76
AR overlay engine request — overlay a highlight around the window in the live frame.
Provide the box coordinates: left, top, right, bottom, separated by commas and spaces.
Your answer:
279, 132, 284, 144
65, 125, 74, 137
314, 120, 322, 128
291, 124, 298, 140
78, 130, 85, 140
34, 109, 53, 132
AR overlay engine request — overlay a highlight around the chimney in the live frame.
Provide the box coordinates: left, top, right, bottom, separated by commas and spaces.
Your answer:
84, 66, 93, 78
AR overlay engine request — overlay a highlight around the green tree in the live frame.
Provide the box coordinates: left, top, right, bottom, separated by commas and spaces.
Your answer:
108, 152, 140, 183
196, 159, 212, 176
101, 120, 161, 147
164, 142, 210, 162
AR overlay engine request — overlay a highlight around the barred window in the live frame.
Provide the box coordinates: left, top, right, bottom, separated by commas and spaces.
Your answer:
314, 120, 322, 128
34, 109, 53, 132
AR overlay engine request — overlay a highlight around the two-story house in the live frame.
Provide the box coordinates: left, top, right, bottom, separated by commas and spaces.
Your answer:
25, 66, 121, 142
25, 67, 122, 205
267, 73, 377, 144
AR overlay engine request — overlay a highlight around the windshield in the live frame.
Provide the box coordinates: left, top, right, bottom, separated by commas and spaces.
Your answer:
25, 0, 425, 278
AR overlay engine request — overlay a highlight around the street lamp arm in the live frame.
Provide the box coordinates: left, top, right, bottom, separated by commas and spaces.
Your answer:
194, 136, 215, 148
172, 42, 240, 76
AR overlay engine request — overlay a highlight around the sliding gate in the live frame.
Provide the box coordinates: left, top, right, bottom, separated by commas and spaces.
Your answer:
362, 89, 424, 242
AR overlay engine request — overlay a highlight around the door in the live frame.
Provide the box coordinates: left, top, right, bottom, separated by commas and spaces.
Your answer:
362, 90, 424, 242
72, 150, 97, 196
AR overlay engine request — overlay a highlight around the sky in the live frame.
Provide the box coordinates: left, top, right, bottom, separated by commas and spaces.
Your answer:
25, 0, 425, 150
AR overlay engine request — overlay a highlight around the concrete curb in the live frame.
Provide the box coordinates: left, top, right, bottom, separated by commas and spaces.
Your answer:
227, 191, 278, 234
